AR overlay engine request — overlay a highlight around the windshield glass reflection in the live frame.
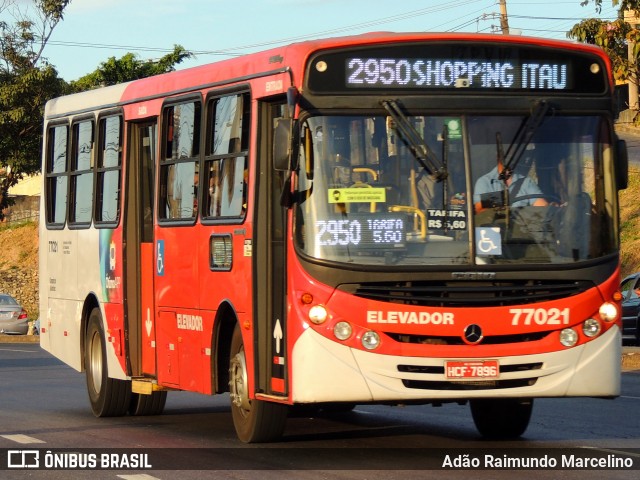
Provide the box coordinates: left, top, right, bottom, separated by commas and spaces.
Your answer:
293, 114, 617, 266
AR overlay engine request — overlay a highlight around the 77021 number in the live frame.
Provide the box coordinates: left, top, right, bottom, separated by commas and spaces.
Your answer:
509, 307, 570, 326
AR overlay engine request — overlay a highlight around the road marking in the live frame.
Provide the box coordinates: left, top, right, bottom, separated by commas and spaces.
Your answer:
580, 446, 640, 458
117, 475, 162, 480
1, 434, 45, 444
0, 348, 36, 353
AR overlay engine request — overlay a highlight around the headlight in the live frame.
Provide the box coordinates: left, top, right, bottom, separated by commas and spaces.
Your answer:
334, 321, 352, 341
582, 318, 601, 338
559, 328, 578, 347
308, 305, 328, 325
361, 331, 381, 350
598, 302, 618, 322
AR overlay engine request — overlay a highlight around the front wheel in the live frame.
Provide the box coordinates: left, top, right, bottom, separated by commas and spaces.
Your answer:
229, 324, 288, 443
470, 398, 533, 439
85, 308, 131, 417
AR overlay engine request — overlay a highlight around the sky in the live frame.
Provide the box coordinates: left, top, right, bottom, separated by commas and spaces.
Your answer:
14, 0, 624, 81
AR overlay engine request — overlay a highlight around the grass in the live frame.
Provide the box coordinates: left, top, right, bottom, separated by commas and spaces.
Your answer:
619, 165, 640, 277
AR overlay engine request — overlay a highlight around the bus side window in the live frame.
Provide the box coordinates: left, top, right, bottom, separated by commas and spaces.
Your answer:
69, 119, 95, 226
203, 92, 250, 220
159, 101, 201, 221
45, 123, 69, 226
95, 115, 122, 225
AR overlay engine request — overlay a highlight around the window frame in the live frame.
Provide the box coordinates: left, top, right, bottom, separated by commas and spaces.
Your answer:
94, 111, 124, 228
158, 95, 203, 226
201, 88, 251, 225
68, 115, 96, 229
44, 121, 70, 229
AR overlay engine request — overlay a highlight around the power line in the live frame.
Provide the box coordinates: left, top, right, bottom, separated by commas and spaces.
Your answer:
44, 2, 623, 64
46, 1, 488, 60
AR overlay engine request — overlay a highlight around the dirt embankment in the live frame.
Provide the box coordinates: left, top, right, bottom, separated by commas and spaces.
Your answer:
0, 222, 39, 320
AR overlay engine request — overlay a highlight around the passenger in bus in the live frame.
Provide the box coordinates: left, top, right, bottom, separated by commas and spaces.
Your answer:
332, 154, 352, 186
208, 167, 221, 216
415, 158, 467, 211
415, 171, 439, 209
473, 158, 548, 213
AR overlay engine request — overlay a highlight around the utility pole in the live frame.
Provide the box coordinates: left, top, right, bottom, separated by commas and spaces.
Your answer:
499, 0, 510, 35
624, 9, 639, 112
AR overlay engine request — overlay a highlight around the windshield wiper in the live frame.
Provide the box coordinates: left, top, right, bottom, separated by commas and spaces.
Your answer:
498, 100, 551, 181
381, 99, 448, 182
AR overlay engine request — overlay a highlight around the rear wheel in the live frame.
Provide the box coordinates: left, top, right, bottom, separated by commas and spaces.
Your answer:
85, 308, 131, 417
470, 398, 533, 439
229, 324, 288, 443
129, 391, 167, 416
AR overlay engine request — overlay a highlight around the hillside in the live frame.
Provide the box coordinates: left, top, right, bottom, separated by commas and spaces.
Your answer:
0, 221, 38, 320
2, 172, 640, 322
619, 165, 640, 279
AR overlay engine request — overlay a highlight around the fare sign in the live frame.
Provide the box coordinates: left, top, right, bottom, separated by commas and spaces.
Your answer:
445, 360, 499, 379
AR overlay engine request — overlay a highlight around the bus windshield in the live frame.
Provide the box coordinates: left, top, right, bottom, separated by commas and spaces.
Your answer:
293, 114, 617, 266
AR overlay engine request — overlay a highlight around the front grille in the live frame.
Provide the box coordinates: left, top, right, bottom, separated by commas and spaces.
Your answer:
397, 362, 542, 391
402, 378, 537, 390
387, 331, 550, 346
339, 279, 592, 307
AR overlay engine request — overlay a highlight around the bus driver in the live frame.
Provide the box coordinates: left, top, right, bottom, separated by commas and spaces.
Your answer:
473, 158, 548, 213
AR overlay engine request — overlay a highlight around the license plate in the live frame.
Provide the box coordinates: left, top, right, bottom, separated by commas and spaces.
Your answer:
0, 312, 12, 320
445, 360, 499, 379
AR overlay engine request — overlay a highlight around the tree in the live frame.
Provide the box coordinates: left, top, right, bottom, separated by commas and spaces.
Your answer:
568, 15, 632, 81
582, 0, 639, 13
569, 1, 640, 114
0, 1, 191, 220
70, 45, 193, 91
0, 0, 70, 219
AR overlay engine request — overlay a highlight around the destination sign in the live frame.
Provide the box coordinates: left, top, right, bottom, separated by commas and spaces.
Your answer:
306, 42, 607, 95
345, 58, 568, 90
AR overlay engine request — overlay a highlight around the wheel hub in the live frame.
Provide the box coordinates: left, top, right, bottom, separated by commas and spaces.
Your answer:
229, 350, 251, 412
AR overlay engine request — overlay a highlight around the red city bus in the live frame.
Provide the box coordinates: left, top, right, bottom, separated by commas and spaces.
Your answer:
40, 32, 628, 443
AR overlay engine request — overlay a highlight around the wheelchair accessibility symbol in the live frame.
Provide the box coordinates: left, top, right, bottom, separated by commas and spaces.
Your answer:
475, 227, 502, 256
157, 240, 165, 276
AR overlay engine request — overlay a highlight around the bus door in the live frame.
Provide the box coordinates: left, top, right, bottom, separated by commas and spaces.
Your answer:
124, 120, 158, 378
253, 100, 289, 397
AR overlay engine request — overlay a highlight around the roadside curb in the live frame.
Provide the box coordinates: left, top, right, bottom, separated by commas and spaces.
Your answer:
622, 350, 640, 371
0, 334, 39, 343
2, 335, 639, 369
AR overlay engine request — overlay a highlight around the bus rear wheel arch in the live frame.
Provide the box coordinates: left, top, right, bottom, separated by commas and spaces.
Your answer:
228, 324, 288, 443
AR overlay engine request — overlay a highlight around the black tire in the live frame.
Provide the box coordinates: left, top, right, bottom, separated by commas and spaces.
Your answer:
470, 398, 533, 439
129, 391, 167, 416
85, 308, 131, 417
320, 402, 356, 414
229, 324, 288, 443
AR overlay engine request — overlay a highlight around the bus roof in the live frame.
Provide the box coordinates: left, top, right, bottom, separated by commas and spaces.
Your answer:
44, 32, 611, 120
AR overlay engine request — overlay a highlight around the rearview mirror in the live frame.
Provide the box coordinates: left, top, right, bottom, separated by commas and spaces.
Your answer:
616, 138, 628, 190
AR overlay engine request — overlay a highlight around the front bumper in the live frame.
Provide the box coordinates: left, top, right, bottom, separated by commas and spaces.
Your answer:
291, 325, 621, 403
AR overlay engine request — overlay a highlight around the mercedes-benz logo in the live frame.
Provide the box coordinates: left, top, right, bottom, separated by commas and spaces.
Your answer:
463, 324, 483, 344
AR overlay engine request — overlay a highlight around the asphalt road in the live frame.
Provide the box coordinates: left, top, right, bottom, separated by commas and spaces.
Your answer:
0, 343, 639, 480
617, 127, 640, 168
